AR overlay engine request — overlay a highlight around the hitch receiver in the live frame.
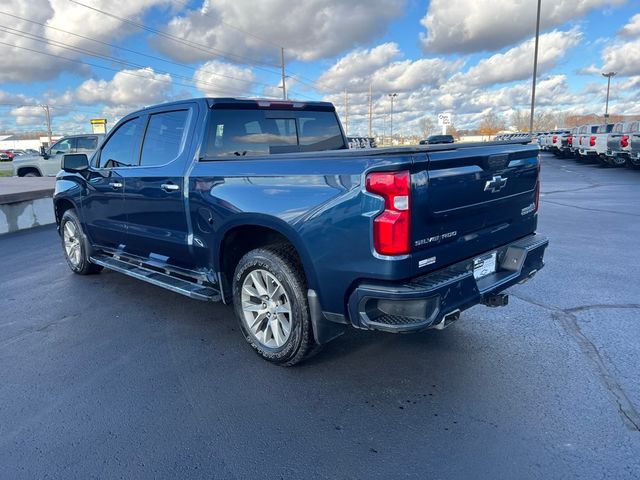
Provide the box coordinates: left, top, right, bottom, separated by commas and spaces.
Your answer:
482, 293, 509, 308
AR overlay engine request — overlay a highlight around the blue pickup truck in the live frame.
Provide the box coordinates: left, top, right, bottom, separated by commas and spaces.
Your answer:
54, 98, 548, 365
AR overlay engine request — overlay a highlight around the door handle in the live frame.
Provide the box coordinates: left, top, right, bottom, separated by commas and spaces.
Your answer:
109, 182, 123, 189
161, 183, 180, 192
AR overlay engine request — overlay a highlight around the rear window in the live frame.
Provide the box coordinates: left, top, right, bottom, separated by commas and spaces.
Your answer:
205, 109, 345, 157
597, 124, 614, 134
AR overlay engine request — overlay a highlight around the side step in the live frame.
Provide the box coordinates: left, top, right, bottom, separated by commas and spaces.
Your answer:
90, 254, 221, 302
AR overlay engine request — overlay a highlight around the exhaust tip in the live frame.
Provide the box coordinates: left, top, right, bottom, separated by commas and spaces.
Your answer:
432, 309, 461, 330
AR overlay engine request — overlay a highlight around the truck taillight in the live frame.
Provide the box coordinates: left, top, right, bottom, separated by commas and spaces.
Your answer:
590, 135, 596, 147
621, 135, 629, 148
568, 135, 573, 146
366, 171, 411, 255
552, 135, 557, 143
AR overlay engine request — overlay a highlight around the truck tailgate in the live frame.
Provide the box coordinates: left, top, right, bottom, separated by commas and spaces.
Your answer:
410, 143, 539, 270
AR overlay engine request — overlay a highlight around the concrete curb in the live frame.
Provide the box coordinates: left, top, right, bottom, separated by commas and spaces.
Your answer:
0, 177, 56, 234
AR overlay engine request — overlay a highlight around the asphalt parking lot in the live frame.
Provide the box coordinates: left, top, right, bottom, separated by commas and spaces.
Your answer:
1, 152, 639, 479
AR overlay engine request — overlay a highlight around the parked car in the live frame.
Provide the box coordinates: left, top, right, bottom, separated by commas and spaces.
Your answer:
419, 134, 454, 144
7, 149, 27, 156
550, 130, 572, 157
0, 150, 15, 162
12, 134, 104, 176
592, 123, 615, 164
630, 124, 640, 167
576, 124, 600, 160
567, 127, 580, 156
538, 132, 550, 150
53, 97, 547, 365
605, 121, 638, 167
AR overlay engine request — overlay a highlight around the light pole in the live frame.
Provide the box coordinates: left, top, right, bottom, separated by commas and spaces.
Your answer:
529, 0, 542, 134
388, 93, 397, 145
602, 71, 616, 122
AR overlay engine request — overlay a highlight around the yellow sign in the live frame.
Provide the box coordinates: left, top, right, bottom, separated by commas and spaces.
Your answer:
90, 118, 107, 134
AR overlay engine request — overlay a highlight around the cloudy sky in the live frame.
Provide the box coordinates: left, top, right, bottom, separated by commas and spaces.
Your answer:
0, 0, 639, 136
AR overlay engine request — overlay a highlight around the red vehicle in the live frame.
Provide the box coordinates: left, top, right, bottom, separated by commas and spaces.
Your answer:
0, 150, 16, 162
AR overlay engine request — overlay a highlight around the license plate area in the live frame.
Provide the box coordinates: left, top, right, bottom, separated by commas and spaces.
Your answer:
473, 251, 497, 280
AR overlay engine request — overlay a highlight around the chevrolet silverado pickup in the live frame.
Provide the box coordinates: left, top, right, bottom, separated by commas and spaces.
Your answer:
606, 121, 638, 167
53, 98, 548, 365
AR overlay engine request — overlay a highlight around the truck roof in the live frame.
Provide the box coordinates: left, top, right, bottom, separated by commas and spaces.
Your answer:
139, 97, 336, 112
206, 98, 336, 111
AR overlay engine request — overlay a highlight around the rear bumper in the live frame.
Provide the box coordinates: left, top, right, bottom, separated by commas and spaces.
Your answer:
347, 234, 548, 333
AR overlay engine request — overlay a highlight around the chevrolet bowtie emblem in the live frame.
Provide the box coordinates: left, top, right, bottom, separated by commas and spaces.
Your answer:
484, 175, 508, 193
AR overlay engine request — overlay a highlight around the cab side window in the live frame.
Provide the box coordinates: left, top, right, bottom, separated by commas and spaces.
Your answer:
50, 138, 76, 155
140, 110, 188, 167
99, 117, 144, 168
77, 136, 98, 151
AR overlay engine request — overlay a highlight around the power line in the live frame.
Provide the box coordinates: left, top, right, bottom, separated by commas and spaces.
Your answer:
0, 39, 243, 95
0, 10, 277, 91
1, 27, 265, 97
67, 0, 283, 74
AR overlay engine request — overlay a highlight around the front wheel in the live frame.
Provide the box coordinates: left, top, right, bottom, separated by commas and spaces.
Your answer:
60, 210, 103, 275
232, 245, 317, 366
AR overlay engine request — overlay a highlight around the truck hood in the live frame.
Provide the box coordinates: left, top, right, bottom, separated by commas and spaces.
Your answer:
11, 154, 41, 165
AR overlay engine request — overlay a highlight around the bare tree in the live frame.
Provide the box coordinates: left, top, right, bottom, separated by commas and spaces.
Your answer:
479, 112, 505, 136
418, 116, 435, 138
511, 110, 530, 132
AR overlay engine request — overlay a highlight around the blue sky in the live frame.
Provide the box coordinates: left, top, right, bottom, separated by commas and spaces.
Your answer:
0, 0, 638, 135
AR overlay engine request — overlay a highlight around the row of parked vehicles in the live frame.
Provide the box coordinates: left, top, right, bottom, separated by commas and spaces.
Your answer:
537, 121, 640, 167
0, 148, 39, 161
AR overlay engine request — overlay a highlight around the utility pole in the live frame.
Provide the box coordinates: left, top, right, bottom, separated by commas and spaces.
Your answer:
388, 93, 397, 145
41, 104, 52, 146
368, 83, 373, 138
344, 90, 349, 136
602, 71, 616, 122
529, 0, 541, 134
280, 47, 287, 100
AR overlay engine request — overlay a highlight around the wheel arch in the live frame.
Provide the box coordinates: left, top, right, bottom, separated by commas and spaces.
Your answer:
17, 166, 41, 177
216, 215, 319, 300
54, 197, 77, 228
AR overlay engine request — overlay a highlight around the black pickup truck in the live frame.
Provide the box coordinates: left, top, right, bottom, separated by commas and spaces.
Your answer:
54, 98, 548, 365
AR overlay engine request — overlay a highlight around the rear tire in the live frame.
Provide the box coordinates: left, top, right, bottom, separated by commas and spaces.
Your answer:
610, 155, 627, 167
60, 210, 103, 275
232, 244, 316, 366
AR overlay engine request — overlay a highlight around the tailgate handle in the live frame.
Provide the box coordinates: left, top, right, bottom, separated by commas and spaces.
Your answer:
485, 154, 509, 170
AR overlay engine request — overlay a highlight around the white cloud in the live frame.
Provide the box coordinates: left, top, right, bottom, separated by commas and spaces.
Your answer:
601, 38, 640, 76
420, 0, 624, 54
619, 13, 640, 37
152, 0, 405, 63
316, 43, 462, 94
74, 68, 173, 107
0, 0, 168, 83
455, 29, 582, 87
10, 106, 47, 126
192, 60, 256, 97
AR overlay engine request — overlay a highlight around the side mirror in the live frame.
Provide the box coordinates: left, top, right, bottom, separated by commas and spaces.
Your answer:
40, 146, 49, 158
62, 153, 89, 173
